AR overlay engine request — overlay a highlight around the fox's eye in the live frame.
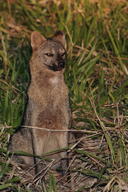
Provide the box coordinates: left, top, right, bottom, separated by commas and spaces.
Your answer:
61, 52, 66, 57
45, 53, 54, 57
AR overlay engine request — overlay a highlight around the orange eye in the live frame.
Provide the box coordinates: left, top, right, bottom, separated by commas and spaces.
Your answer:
45, 53, 54, 57
61, 52, 66, 57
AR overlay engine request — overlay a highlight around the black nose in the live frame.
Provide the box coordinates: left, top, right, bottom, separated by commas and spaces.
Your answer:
59, 61, 65, 68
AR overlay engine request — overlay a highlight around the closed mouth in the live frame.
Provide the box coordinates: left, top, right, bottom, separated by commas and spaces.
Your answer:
48, 63, 65, 71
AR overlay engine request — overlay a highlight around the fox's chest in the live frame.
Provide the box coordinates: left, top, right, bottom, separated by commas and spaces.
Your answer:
49, 76, 67, 93
50, 76, 59, 85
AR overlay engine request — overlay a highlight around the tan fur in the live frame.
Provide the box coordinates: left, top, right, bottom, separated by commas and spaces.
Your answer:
9, 31, 70, 173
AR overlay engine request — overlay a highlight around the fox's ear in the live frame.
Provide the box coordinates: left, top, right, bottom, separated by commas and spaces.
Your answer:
31, 31, 46, 50
53, 31, 66, 49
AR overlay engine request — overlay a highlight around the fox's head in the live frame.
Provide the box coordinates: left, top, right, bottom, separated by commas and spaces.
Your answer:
31, 31, 66, 71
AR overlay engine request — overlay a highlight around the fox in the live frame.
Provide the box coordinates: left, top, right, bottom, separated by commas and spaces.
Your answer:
9, 31, 70, 174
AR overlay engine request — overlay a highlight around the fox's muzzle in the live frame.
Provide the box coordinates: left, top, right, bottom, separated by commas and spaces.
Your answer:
48, 60, 65, 71
58, 61, 65, 70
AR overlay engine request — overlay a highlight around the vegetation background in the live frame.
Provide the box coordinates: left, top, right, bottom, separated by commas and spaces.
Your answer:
0, 0, 128, 191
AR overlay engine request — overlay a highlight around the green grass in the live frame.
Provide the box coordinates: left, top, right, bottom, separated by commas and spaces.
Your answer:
0, 0, 128, 191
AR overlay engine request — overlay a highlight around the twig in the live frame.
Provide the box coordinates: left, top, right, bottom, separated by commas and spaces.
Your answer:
1, 125, 99, 134
1, 124, 126, 133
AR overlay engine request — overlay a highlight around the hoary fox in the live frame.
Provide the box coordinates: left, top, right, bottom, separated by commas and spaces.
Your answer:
9, 31, 70, 173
